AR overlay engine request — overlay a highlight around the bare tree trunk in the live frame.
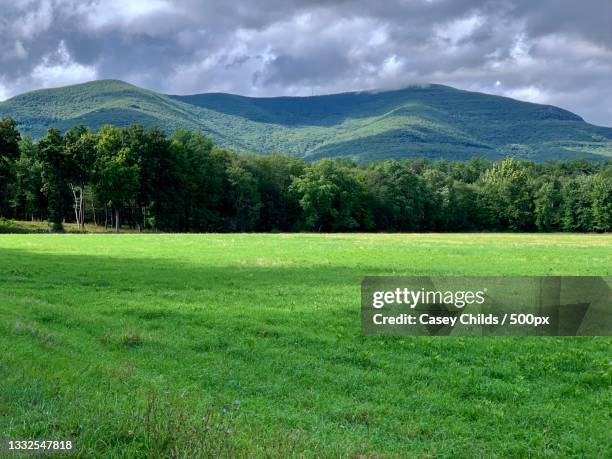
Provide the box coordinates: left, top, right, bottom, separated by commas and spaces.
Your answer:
115, 208, 120, 233
79, 186, 85, 230
71, 185, 79, 228
69, 184, 86, 231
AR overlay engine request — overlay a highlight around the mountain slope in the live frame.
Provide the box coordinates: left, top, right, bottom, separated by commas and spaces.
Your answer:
1, 79, 611, 161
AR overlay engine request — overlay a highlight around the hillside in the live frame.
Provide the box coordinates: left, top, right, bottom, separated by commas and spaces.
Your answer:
1, 79, 611, 161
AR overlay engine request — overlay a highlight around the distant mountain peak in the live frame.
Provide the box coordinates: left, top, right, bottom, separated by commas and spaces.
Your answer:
0, 79, 610, 161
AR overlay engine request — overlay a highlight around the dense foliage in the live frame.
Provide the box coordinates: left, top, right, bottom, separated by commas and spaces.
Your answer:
2, 80, 612, 162
0, 118, 610, 232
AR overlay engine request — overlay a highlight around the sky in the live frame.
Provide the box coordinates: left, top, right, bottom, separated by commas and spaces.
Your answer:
1, 0, 611, 126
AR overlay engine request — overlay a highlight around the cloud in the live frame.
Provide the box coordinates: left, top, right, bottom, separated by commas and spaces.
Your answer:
30, 40, 98, 88
0, 0, 611, 126
74, 0, 179, 34
0, 82, 9, 102
10, 0, 54, 40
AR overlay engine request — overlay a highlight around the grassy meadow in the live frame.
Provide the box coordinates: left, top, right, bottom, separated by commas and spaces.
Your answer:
0, 233, 611, 457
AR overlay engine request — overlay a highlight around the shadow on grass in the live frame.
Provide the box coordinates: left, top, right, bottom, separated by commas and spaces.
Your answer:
0, 245, 387, 295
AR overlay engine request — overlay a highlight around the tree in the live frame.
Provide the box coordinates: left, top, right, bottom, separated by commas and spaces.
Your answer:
226, 156, 262, 232
13, 136, 46, 221
38, 128, 68, 231
120, 125, 148, 228
290, 159, 371, 231
64, 126, 96, 230
252, 153, 304, 231
534, 180, 562, 231
450, 157, 491, 184
169, 130, 228, 231
1, 119, 610, 234
590, 171, 612, 232
561, 175, 594, 231
124, 126, 184, 230
422, 168, 450, 231
143, 128, 182, 230
365, 161, 426, 231
445, 180, 481, 231
478, 157, 534, 230
0, 118, 21, 218
94, 126, 139, 232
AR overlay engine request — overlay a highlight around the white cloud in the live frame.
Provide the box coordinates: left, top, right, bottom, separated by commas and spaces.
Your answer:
30, 40, 97, 88
380, 55, 402, 78
435, 14, 483, 46
1, 41, 29, 61
11, 0, 53, 40
505, 85, 550, 104
0, 81, 9, 101
76, 0, 178, 34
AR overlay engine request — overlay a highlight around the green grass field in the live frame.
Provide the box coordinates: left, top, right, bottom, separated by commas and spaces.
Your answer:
1, 234, 611, 457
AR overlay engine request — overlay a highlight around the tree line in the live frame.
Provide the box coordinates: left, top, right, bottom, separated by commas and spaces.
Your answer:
0, 118, 610, 232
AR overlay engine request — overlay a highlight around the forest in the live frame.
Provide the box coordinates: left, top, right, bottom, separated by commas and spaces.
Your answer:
0, 117, 610, 233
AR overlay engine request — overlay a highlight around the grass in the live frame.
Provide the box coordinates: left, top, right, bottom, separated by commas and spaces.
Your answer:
2, 79, 611, 161
0, 233, 610, 457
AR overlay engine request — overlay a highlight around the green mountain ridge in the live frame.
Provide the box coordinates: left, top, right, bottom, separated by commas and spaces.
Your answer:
1, 79, 611, 161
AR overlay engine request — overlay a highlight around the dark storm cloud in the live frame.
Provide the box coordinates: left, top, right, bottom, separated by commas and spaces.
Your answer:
0, 0, 611, 125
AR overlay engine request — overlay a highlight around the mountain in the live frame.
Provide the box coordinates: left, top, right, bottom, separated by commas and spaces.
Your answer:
1, 79, 611, 161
